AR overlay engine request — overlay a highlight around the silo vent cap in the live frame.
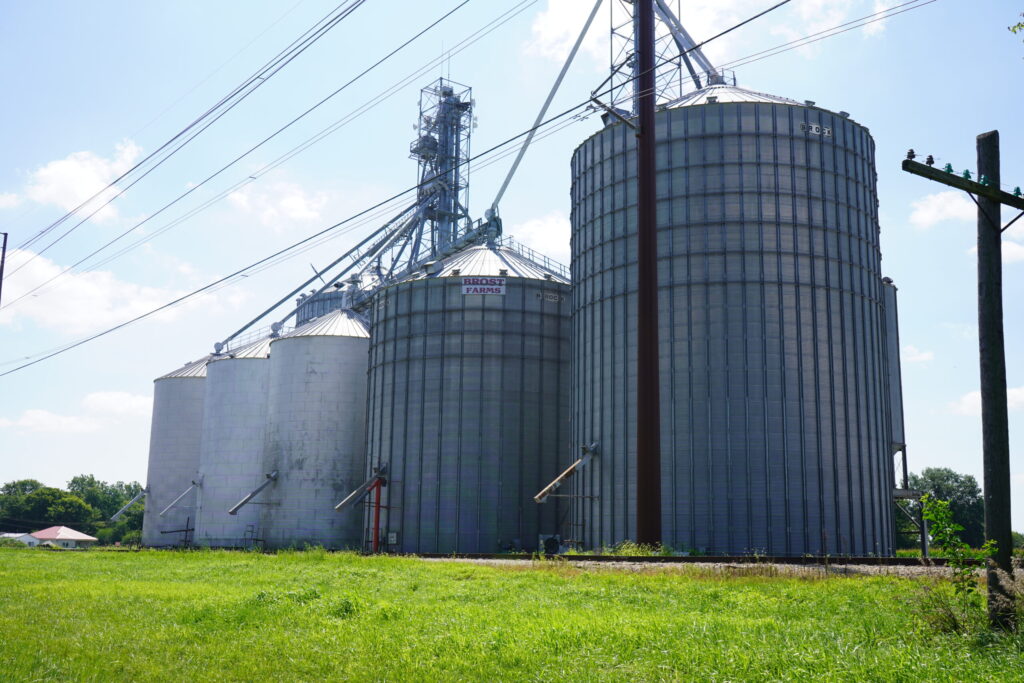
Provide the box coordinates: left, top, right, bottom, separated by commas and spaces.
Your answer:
804, 100, 816, 107
706, 95, 717, 103
839, 111, 850, 118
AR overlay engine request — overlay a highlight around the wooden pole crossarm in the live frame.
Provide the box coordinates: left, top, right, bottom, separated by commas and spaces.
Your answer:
901, 159, 1024, 212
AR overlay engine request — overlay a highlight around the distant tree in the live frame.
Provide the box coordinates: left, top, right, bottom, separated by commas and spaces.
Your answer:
909, 468, 985, 548
3, 487, 100, 535
0, 480, 47, 532
1, 480, 44, 498
67, 475, 143, 520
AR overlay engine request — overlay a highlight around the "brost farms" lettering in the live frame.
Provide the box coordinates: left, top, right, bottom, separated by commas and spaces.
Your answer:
461, 277, 506, 295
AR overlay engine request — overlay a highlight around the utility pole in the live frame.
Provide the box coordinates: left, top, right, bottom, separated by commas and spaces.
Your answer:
635, 0, 662, 546
903, 131, 1024, 630
0, 232, 7, 306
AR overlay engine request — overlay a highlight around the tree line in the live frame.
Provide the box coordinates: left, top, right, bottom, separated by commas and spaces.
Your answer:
895, 467, 1024, 551
0, 475, 144, 545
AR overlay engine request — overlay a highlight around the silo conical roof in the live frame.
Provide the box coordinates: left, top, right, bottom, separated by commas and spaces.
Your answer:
665, 83, 799, 107
279, 308, 369, 339
411, 244, 569, 284
210, 336, 273, 362
157, 355, 212, 380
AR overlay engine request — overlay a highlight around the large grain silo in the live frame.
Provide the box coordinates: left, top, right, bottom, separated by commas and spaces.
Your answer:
570, 83, 898, 556
260, 309, 370, 549
365, 242, 571, 553
141, 356, 209, 546
193, 337, 273, 547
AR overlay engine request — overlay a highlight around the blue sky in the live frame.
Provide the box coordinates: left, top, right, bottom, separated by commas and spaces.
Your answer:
1, 0, 1022, 530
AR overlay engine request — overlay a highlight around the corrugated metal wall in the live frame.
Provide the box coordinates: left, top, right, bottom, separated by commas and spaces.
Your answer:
142, 375, 204, 546
882, 280, 905, 453
570, 101, 896, 555
261, 333, 369, 549
296, 289, 348, 325
194, 352, 271, 547
365, 275, 570, 553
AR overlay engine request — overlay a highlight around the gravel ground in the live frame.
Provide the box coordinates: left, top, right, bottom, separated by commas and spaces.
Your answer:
420, 556, 958, 578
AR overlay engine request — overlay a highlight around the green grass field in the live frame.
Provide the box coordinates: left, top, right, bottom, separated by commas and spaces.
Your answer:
0, 549, 1021, 681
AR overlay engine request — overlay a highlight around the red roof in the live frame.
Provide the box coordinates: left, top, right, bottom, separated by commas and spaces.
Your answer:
31, 526, 97, 542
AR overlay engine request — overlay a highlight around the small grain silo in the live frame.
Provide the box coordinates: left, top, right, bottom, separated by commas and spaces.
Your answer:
260, 309, 370, 549
141, 355, 209, 546
365, 242, 571, 553
295, 287, 349, 325
570, 84, 898, 556
193, 336, 273, 547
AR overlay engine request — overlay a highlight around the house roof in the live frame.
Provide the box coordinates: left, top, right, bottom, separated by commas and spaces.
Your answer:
0, 532, 30, 539
31, 526, 98, 541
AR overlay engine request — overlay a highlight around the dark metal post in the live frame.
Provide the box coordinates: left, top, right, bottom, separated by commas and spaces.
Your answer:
976, 130, 1014, 630
0, 232, 8, 306
635, 0, 662, 546
900, 448, 909, 490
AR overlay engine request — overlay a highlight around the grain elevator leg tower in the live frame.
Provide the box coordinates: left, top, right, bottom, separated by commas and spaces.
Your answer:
568, 2, 904, 556
411, 79, 474, 255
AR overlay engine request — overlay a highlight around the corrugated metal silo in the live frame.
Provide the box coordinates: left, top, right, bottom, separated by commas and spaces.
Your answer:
882, 279, 905, 455
141, 356, 209, 546
260, 309, 370, 549
193, 337, 273, 547
296, 288, 349, 325
570, 84, 897, 555
366, 243, 571, 553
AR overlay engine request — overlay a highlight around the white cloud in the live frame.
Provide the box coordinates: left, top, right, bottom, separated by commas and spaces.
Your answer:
909, 190, 975, 230
522, 1, 749, 71
82, 391, 152, 418
0, 391, 152, 435
0, 249, 193, 335
0, 409, 102, 434
950, 387, 1024, 416
228, 181, 330, 231
965, 240, 1024, 265
525, 1, 888, 77
24, 140, 141, 223
521, 0, 612, 65
862, 0, 889, 36
902, 345, 934, 363
1001, 241, 1024, 264
508, 210, 571, 266
769, 0, 863, 58
0, 192, 20, 209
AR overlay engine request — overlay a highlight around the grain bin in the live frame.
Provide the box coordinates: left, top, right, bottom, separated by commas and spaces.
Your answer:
365, 242, 570, 553
260, 309, 370, 549
193, 336, 273, 547
295, 287, 349, 325
141, 355, 209, 546
570, 84, 898, 555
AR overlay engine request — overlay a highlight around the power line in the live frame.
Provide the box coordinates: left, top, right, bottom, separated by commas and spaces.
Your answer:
0, 97, 603, 378
719, 0, 939, 71
9, 0, 368, 268
0, 0, 797, 378
4, 0, 925, 376
0, 0, 534, 311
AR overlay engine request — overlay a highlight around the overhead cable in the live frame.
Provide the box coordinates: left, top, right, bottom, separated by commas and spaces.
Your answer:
0, 0, 538, 311
9, 0, 368, 267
